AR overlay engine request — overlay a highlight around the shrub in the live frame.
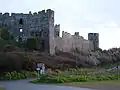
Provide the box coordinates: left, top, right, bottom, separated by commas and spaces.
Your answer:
34, 74, 120, 84
25, 38, 40, 50
2, 71, 37, 80
0, 52, 36, 73
56, 77, 70, 83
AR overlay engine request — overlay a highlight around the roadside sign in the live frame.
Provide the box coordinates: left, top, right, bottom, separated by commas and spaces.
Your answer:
37, 63, 42, 67
36, 68, 40, 71
37, 63, 45, 67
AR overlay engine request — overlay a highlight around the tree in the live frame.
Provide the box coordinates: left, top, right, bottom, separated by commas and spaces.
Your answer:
25, 38, 40, 50
0, 28, 10, 40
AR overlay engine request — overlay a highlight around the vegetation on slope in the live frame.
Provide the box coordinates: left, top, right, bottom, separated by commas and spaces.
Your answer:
32, 68, 120, 84
0, 28, 120, 75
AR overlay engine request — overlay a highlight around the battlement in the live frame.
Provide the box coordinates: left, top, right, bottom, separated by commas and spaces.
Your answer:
54, 24, 60, 30
0, 9, 54, 17
62, 31, 72, 38
55, 24, 60, 26
32, 9, 54, 16
74, 32, 79, 36
0, 9, 95, 54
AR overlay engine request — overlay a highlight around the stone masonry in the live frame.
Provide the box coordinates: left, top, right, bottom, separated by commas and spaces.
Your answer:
88, 33, 99, 50
0, 9, 56, 55
55, 31, 94, 53
0, 9, 97, 55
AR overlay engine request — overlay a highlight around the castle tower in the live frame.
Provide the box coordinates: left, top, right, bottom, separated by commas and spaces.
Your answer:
88, 33, 99, 50
46, 9, 55, 55
54, 24, 60, 37
37, 9, 55, 55
0, 9, 57, 55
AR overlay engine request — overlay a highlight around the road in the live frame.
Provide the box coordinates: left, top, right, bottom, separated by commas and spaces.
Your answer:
0, 79, 93, 90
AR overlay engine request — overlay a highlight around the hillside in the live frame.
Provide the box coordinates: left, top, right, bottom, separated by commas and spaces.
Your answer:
0, 28, 120, 72
0, 46, 120, 73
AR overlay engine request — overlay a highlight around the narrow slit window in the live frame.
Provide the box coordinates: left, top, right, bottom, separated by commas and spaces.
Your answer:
19, 18, 23, 25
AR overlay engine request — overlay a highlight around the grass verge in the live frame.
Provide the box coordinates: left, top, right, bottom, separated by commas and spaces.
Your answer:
62, 80, 120, 90
31, 74, 120, 84
32, 79, 120, 90
0, 88, 4, 90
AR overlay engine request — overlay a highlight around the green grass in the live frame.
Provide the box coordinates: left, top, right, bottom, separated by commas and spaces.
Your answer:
31, 68, 120, 84
0, 88, 4, 90
32, 79, 120, 90
63, 80, 120, 85
31, 74, 120, 84
62, 80, 120, 90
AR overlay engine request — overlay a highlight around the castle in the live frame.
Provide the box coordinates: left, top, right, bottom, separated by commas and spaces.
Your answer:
0, 9, 99, 55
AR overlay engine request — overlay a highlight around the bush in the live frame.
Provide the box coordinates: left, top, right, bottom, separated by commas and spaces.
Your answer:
0, 52, 36, 73
34, 74, 120, 84
56, 77, 70, 83
25, 38, 40, 50
2, 71, 37, 80
0, 28, 10, 40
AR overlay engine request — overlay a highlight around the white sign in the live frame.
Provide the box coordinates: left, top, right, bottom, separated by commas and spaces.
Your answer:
117, 65, 120, 69
36, 68, 40, 71
20, 29, 23, 32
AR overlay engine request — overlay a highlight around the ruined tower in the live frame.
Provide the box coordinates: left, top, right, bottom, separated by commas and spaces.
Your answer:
0, 9, 56, 55
46, 9, 55, 55
88, 33, 99, 50
54, 24, 60, 37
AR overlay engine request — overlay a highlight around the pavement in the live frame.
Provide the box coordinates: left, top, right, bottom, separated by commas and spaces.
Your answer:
0, 79, 93, 90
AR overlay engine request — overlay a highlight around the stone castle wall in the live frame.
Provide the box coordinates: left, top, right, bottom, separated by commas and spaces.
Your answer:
55, 31, 94, 53
88, 33, 99, 50
0, 9, 56, 55
0, 9, 94, 55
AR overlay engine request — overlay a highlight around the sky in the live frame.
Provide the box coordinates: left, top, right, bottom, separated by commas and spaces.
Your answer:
0, 0, 120, 50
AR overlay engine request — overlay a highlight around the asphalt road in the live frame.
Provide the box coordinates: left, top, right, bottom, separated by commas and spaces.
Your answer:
0, 79, 93, 90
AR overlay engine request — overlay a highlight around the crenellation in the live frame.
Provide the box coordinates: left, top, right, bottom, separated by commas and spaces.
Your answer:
33, 12, 37, 15
29, 11, 32, 15
41, 10, 45, 13
38, 11, 41, 14
3, 13, 9, 17
0, 13, 2, 15
74, 32, 79, 36
55, 30, 95, 53
11, 13, 15, 16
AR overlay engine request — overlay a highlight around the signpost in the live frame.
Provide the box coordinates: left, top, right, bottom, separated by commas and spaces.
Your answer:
117, 65, 120, 80
36, 67, 40, 80
36, 63, 42, 80
36, 63, 45, 79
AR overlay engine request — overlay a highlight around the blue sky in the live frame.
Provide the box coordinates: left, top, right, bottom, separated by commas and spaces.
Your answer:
0, 0, 120, 50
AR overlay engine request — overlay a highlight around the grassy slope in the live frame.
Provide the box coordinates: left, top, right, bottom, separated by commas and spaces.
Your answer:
32, 79, 120, 90
0, 88, 4, 90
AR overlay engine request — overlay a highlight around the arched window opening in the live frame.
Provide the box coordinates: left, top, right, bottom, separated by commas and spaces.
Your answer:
19, 18, 23, 25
